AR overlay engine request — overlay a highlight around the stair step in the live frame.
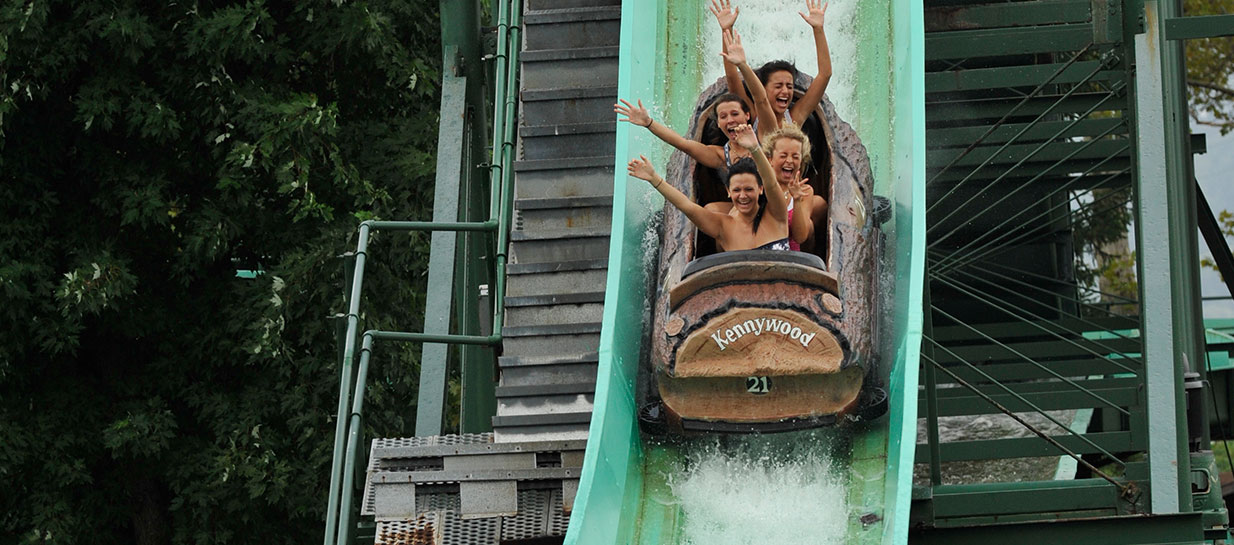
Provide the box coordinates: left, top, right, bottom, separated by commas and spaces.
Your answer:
522, 86, 616, 103
492, 412, 594, 427
524, 8, 620, 51
517, 203, 613, 234
525, 6, 621, 24
512, 226, 609, 241
522, 49, 618, 92
505, 260, 608, 299
499, 352, 600, 367
508, 259, 608, 275
496, 382, 597, 398
497, 351, 599, 388
502, 331, 600, 358
506, 301, 605, 328
527, 0, 619, 10
517, 195, 613, 210
505, 291, 606, 307
521, 96, 616, 136
515, 155, 613, 172
511, 235, 611, 263
522, 46, 619, 63
503, 322, 603, 337
513, 156, 613, 200
499, 363, 600, 388
520, 121, 617, 160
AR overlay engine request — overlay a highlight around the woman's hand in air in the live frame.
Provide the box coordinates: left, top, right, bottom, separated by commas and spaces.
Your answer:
788, 172, 812, 199
614, 99, 652, 128
708, 0, 739, 30
799, 0, 828, 29
719, 29, 747, 66
627, 155, 661, 184
732, 123, 758, 151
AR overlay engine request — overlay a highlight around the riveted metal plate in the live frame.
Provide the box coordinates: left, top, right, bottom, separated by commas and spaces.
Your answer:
459, 480, 519, 519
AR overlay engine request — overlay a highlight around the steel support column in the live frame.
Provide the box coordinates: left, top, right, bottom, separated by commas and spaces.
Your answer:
1133, 0, 1195, 514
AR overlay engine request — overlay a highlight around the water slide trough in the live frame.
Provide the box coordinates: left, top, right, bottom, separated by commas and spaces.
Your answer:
564, 1, 925, 543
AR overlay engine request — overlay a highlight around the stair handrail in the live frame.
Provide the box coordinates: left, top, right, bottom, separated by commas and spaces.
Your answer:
321, 1, 522, 544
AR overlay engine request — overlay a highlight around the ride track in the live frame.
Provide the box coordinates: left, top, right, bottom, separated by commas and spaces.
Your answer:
564, 1, 925, 543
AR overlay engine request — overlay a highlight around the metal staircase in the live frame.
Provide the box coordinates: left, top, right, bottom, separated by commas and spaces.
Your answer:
322, 1, 621, 544
494, 0, 618, 443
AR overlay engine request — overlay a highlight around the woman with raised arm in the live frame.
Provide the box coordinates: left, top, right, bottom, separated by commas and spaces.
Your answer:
628, 125, 791, 251
717, 0, 832, 134
614, 94, 755, 170
702, 124, 827, 252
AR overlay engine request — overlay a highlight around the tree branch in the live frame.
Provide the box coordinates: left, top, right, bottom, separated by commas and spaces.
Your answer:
1189, 79, 1234, 98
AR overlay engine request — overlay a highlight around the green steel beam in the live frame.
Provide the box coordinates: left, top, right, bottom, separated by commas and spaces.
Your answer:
923, 0, 1091, 32
1133, 0, 1194, 514
1164, 14, 1234, 40
415, 51, 468, 437
925, 24, 1094, 60
927, 93, 1129, 122
910, 512, 1206, 545
447, 0, 496, 436
924, 62, 1121, 94
915, 430, 1139, 462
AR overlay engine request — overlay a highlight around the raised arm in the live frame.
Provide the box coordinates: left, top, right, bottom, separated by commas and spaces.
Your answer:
627, 156, 726, 238
787, 173, 816, 246
615, 99, 724, 169
733, 125, 787, 223
709, 0, 751, 110
791, 0, 832, 125
721, 30, 778, 141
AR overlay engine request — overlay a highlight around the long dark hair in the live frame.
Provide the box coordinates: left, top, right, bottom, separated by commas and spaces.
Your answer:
756, 60, 799, 85
711, 93, 750, 119
727, 158, 768, 234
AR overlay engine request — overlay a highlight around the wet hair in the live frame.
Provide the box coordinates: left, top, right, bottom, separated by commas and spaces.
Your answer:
727, 158, 769, 234
711, 93, 750, 117
757, 60, 799, 85
762, 124, 813, 167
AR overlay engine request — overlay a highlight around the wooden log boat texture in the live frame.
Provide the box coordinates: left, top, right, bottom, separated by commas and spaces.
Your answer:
643, 76, 887, 434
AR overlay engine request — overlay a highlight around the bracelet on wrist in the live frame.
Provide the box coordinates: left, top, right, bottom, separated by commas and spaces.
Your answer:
644, 119, 653, 129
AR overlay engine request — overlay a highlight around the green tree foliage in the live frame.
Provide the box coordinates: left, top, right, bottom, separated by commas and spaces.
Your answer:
1185, 0, 1234, 134
0, 2, 445, 543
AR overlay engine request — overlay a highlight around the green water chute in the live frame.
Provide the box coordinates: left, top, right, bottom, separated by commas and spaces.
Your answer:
565, 1, 925, 544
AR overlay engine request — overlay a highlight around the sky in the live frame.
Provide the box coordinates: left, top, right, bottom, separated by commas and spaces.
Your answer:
1195, 118, 1234, 319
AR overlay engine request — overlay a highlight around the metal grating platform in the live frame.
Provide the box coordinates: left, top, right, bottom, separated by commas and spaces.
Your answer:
373, 488, 570, 545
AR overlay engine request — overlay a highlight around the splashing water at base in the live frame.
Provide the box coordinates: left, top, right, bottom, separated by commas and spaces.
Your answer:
669, 434, 851, 545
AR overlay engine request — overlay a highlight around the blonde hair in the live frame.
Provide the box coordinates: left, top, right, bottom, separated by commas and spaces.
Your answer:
761, 124, 812, 167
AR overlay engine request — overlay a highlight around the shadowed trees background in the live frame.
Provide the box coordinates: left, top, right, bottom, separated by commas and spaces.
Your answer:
0, 1, 449, 543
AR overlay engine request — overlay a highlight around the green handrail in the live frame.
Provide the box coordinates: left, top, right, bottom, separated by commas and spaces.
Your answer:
320, 1, 522, 544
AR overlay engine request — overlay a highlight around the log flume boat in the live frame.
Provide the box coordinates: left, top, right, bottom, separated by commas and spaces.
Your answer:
640, 77, 890, 434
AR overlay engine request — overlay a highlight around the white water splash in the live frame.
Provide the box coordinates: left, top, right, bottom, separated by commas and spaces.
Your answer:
670, 436, 851, 545
698, 0, 859, 122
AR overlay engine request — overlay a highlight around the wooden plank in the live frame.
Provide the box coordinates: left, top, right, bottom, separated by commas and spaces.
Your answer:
927, 157, 1131, 184
929, 316, 1140, 342
926, 92, 1127, 121
924, 385, 1141, 416
925, 61, 1118, 93
928, 118, 1128, 148
932, 337, 1142, 364
916, 430, 1139, 462
925, 0, 1091, 32
928, 359, 1141, 384
926, 24, 1094, 61
927, 138, 1131, 170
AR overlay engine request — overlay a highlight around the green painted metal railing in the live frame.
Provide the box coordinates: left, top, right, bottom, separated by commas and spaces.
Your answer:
320, 1, 522, 544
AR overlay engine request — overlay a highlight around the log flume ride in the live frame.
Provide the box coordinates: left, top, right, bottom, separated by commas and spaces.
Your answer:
564, 1, 925, 543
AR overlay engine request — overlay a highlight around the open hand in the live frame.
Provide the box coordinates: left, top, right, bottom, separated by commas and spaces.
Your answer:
788, 172, 812, 199
799, 0, 827, 28
614, 98, 652, 128
719, 29, 747, 66
732, 123, 758, 151
627, 155, 659, 183
708, 0, 739, 30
